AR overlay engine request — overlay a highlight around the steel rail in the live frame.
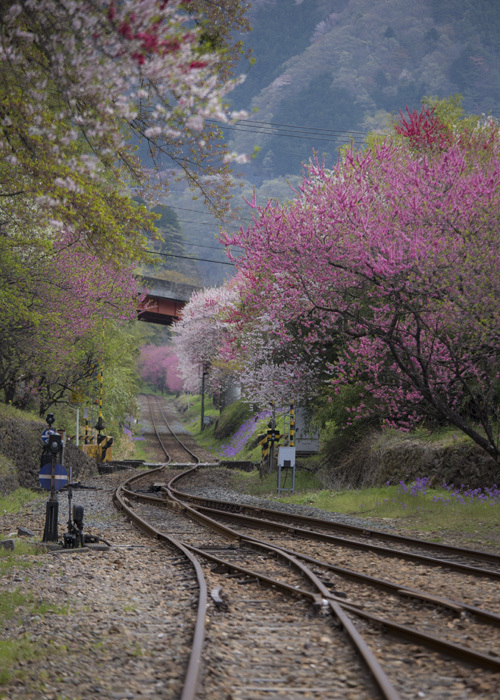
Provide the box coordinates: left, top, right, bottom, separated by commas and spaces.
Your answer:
120, 417, 500, 690
162, 486, 500, 679
340, 603, 500, 672
152, 395, 200, 464
120, 486, 241, 541
162, 487, 500, 674
185, 541, 402, 700
250, 537, 500, 627
122, 468, 500, 697
163, 482, 401, 700
165, 486, 500, 566
183, 503, 500, 579
147, 395, 172, 463
118, 469, 402, 700
167, 466, 200, 489
124, 487, 500, 626
113, 474, 207, 700
182, 532, 500, 675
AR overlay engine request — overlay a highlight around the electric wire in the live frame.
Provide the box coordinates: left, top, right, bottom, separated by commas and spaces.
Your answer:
182, 241, 241, 252
209, 122, 366, 145
154, 240, 241, 252
164, 217, 236, 227
146, 249, 236, 266
235, 118, 368, 137
170, 220, 249, 232
208, 117, 368, 140
159, 203, 254, 223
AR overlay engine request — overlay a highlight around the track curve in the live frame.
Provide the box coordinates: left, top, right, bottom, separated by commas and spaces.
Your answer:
114, 397, 500, 699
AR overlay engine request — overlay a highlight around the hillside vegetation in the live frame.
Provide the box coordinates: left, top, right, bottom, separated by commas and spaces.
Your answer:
230, 0, 500, 179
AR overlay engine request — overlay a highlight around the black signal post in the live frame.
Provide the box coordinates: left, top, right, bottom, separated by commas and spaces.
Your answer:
42, 431, 63, 542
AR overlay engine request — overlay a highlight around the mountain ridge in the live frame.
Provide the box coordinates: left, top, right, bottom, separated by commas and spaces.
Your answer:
228, 0, 500, 179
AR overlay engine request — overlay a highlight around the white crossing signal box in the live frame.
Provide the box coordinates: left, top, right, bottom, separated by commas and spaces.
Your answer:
278, 446, 296, 467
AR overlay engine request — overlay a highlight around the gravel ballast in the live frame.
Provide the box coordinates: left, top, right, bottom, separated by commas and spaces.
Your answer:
2, 466, 499, 700
1, 471, 195, 700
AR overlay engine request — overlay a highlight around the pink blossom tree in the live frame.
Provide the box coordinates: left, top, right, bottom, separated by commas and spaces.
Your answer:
219, 310, 324, 408
0, 228, 140, 413
172, 277, 323, 409
222, 108, 500, 460
139, 345, 183, 394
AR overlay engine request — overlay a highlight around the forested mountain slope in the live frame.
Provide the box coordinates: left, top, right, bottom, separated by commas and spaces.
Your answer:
228, 0, 500, 179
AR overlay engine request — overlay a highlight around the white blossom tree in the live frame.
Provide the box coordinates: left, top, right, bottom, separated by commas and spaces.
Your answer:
0, 0, 249, 258
173, 278, 323, 409
172, 283, 240, 395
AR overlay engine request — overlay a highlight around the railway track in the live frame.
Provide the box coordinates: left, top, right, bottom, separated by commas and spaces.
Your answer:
114, 395, 500, 699
146, 394, 201, 465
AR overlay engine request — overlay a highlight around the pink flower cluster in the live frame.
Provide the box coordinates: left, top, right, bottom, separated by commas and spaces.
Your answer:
216, 109, 500, 456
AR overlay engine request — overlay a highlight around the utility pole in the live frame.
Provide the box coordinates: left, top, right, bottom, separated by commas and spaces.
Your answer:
268, 402, 276, 473
200, 363, 209, 431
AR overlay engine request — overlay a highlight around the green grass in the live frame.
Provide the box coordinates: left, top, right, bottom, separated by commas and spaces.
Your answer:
0, 636, 40, 686
0, 487, 43, 514
0, 588, 68, 621
213, 401, 253, 440
180, 396, 227, 457
185, 397, 219, 433
228, 470, 500, 546
0, 488, 45, 574
232, 468, 323, 496
0, 402, 40, 422
191, 426, 223, 456
129, 439, 152, 462
375, 422, 499, 450
276, 484, 500, 542
0, 542, 43, 576
0, 587, 69, 687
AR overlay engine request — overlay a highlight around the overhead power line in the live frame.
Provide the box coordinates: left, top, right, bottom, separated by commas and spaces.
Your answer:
167, 217, 222, 226
209, 122, 366, 145
237, 118, 368, 137
162, 217, 247, 233
183, 241, 240, 252
155, 216, 248, 235
146, 249, 236, 266
159, 203, 254, 223
155, 240, 242, 253
168, 217, 250, 229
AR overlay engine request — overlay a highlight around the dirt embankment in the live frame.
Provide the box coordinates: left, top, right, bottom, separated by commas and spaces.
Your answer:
0, 414, 97, 495
321, 432, 500, 490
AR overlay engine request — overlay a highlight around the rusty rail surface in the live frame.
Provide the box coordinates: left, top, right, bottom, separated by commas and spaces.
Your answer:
180, 502, 500, 579
125, 479, 500, 675
120, 487, 500, 627
114, 474, 207, 700
120, 469, 402, 700
151, 394, 200, 464
117, 402, 500, 697
146, 395, 172, 463
166, 480, 500, 567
